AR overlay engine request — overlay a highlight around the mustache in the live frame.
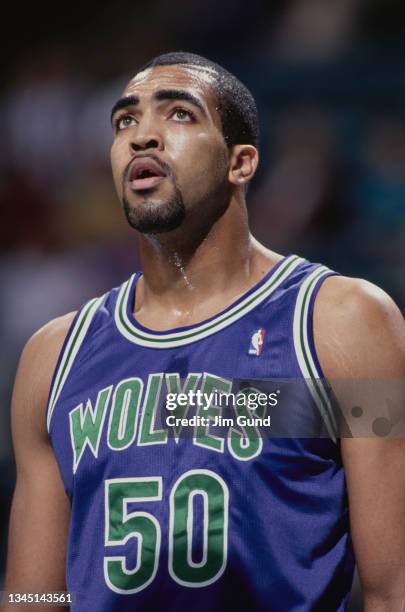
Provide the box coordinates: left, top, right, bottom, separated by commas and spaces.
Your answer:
123, 153, 174, 184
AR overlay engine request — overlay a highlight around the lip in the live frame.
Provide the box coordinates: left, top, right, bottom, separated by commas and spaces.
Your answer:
130, 175, 166, 190
128, 156, 167, 192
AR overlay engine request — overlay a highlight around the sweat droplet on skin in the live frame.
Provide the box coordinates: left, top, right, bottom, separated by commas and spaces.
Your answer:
173, 252, 194, 290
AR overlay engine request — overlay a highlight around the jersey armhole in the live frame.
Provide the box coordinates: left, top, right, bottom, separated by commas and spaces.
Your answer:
306, 270, 338, 380
293, 266, 339, 442
45, 295, 104, 434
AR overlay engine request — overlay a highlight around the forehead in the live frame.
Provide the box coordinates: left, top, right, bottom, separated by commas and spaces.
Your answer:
124, 64, 218, 109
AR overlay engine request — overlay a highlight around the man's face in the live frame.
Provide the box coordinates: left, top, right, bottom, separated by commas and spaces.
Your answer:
110, 64, 230, 234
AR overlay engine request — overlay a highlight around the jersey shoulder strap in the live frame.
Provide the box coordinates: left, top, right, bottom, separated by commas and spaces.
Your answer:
292, 263, 340, 442
45, 294, 105, 433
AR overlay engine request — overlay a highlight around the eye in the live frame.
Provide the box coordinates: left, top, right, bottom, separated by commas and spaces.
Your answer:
115, 114, 136, 131
171, 108, 195, 122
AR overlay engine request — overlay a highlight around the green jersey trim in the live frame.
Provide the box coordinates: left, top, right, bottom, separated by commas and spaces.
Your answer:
293, 266, 338, 442
114, 255, 303, 348
46, 295, 104, 432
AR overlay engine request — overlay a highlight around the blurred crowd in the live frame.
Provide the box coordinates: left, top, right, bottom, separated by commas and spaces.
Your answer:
1, 1, 405, 607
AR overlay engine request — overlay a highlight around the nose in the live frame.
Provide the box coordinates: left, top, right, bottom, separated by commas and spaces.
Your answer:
129, 113, 163, 153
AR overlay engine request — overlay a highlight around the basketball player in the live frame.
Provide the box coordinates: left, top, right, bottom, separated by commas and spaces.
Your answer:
4, 53, 404, 611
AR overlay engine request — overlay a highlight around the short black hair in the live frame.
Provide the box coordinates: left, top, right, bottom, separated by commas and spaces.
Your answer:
134, 51, 259, 150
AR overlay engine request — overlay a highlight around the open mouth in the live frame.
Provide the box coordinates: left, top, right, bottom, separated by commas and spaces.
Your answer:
129, 157, 167, 191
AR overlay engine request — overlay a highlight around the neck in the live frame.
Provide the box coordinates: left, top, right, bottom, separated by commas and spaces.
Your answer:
134, 194, 282, 320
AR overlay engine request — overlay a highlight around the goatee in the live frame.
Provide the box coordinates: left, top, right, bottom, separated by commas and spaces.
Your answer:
123, 190, 186, 234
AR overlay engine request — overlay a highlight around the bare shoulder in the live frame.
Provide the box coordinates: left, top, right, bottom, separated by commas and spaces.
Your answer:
313, 275, 405, 378
12, 311, 77, 443
18, 311, 77, 390
21, 311, 77, 368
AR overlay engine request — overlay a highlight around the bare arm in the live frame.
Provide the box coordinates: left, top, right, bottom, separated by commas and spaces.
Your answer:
3, 313, 76, 611
315, 277, 405, 611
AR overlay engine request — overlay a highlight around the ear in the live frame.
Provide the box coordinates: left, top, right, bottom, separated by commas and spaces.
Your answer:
228, 145, 259, 187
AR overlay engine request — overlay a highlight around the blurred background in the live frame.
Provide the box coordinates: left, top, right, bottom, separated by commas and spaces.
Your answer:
1, 1, 405, 608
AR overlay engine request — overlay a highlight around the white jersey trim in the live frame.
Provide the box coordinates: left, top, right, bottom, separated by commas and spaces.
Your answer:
114, 255, 303, 348
293, 266, 338, 442
46, 295, 104, 432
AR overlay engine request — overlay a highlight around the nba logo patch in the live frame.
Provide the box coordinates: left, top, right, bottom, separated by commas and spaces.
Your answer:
249, 328, 266, 356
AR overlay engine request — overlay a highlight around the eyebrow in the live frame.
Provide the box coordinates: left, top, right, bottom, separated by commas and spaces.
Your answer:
110, 95, 138, 123
110, 88, 207, 124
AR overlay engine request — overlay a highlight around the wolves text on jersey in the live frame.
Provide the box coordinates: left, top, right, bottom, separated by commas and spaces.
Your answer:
69, 372, 271, 473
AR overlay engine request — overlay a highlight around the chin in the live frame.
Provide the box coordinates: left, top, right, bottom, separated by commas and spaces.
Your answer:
123, 195, 186, 234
